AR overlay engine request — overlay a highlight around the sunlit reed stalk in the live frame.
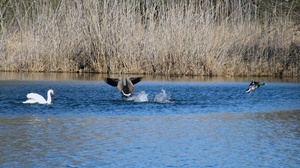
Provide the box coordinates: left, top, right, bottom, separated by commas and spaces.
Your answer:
0, 0, 299, 77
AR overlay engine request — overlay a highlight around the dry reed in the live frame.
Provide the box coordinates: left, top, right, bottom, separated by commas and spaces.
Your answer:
0, 0, 299, 77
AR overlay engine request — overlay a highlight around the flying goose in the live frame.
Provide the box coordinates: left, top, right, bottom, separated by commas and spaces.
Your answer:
105, 77, 142, 98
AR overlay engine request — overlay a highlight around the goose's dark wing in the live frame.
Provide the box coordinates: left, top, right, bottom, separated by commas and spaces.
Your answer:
105, 78, 124, 93
129, 77, 143, 85
104, 78, 120, 87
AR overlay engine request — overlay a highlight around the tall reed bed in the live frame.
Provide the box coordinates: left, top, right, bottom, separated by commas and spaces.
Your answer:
0, 0, 299, 76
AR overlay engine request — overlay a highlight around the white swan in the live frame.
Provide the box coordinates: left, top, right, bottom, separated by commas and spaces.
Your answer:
23, 89, 54, 104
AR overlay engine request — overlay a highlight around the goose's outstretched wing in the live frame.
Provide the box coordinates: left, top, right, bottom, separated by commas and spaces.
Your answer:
104, 78, 120, 87
105, 78, 124, 93
127, 77, 143, 93
130, 77, 142, 85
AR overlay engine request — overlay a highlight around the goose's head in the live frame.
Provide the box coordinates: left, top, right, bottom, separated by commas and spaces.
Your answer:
121, 91, 132, 98
121, 87, 132, 98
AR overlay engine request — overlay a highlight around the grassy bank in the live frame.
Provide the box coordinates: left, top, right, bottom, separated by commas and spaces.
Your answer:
0, 0, 299, 76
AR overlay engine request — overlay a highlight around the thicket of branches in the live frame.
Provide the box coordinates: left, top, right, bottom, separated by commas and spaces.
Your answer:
0, 0, 299, 76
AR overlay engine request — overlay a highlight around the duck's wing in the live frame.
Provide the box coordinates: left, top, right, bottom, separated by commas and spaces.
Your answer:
249, 80, 255, 86
105, 78, 120, 87
254, 81, 260, 86
129, 77, 142, 85
246, 81, 254, 93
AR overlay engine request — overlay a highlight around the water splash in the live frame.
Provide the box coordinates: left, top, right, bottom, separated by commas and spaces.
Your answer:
127, 91, 149, 102
126, 90, 173, 103
154, 89, 172, 103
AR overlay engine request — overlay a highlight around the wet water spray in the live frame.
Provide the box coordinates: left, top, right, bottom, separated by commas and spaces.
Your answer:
154, 89, 171, 103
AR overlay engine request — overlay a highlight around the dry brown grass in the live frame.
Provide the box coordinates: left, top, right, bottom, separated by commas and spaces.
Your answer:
0, 0, 299, 77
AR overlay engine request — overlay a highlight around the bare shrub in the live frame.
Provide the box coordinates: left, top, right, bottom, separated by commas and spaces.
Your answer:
0, 0, 299, 76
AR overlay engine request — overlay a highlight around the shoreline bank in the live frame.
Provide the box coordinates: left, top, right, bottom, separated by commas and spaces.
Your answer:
0, 71, 299, 83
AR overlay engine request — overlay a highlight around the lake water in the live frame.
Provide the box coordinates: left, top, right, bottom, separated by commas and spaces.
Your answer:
0, 72, 300, 167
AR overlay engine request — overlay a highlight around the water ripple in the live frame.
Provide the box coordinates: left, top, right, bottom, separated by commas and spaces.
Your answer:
0, 80, 300, 167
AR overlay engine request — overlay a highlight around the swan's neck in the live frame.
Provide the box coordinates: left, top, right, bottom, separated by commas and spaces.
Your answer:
46, 91, 52, 104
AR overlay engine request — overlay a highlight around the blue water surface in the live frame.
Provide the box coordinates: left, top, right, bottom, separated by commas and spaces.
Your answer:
0, 73, 300, 167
